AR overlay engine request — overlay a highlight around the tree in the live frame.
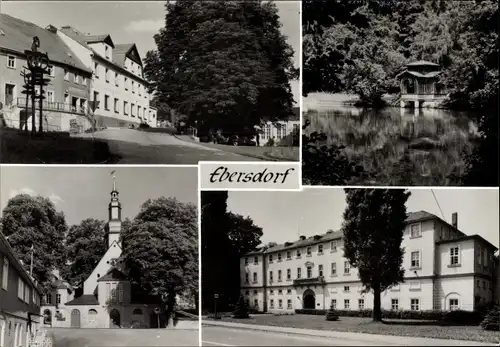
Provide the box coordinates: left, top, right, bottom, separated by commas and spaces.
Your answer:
61, 218, 107, 288
341, 189, 410, 322
227, 212, 263, 255
325, 303, 339, 321
232, 296, 250, 319
144, 1, 297, 135
120, 197, 198, 322
1, 194, 67, 291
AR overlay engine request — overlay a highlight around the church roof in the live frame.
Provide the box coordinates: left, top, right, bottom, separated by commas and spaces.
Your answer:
65, 294, 99, 306
406, 60, 440, 67
97, 267, 127, 282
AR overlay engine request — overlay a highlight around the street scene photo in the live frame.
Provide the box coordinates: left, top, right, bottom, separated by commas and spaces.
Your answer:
302, 0, 498, 186
201, 189, 499, 346
0, 166, 199, 346
0, 0, 300, 164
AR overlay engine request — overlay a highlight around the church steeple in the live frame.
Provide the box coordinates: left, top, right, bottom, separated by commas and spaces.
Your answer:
107, 172, 122, 247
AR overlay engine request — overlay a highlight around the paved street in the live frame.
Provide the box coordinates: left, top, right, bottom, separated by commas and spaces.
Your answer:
201, 325, 496, 347
47, 327, 199, 346
75, 128, 261, 164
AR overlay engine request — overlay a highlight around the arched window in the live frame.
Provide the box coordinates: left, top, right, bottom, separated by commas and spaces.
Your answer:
132, 308, 142, 315
88, 309, 97, 323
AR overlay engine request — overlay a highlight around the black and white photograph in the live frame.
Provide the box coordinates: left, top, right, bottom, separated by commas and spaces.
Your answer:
0, 0, 300, 164
201, 188, 499, 346
302, 0, 498, 186
0, 166, 198, 346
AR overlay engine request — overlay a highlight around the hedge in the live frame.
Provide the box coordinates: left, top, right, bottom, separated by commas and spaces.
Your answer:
295, 308, 485, 324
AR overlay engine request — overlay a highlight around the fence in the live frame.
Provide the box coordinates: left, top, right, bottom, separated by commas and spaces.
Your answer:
16, 98, 88, 116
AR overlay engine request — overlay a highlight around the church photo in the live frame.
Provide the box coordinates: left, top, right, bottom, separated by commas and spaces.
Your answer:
0, 166, 199, 335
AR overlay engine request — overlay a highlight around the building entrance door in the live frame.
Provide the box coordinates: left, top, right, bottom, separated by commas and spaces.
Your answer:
303, 289, 316, 309
70, 309, 81, 328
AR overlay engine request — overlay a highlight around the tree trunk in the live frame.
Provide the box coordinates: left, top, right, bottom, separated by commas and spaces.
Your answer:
373, 285, 382, 322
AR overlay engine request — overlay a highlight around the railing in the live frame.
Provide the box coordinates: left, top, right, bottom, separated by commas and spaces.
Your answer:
293, 276, 326, 286
16, 98, 88, 116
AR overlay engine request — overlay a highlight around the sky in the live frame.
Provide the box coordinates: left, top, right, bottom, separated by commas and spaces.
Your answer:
227, 188, 500, 249
1, 0, 300, 103
0, 166, 198, 226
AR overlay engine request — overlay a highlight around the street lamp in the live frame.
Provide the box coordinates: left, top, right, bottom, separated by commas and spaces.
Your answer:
214, 293, 219, 319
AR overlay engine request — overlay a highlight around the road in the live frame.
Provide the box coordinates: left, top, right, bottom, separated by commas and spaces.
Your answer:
48, 328, 199, 347
75, 128, 261, 164
201, 326, 495, 346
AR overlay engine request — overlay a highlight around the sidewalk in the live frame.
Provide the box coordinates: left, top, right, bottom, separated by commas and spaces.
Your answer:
202, 320, 496, 346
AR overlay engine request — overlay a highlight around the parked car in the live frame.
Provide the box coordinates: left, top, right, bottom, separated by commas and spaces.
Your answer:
128, 123, 135, 129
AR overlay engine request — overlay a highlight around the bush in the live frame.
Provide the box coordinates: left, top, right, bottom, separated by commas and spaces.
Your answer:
265, 137, 275, 146
326, 305, 339, 321
480, 307, 499, 331
232, 296, 249, 319
139, 122, 150, 129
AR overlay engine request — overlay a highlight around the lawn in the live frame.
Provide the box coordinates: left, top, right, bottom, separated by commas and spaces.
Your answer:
215, 314, 499, 344
0, 128, 119, 164
176, 135, 299, 161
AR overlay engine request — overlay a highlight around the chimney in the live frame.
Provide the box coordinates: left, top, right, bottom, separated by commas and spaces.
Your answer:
299, 235, 306, 241
452, 212, 458, 228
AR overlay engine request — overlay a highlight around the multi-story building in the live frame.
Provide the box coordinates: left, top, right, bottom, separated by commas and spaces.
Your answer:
0, 13, 93, 132
53, 25, 157, 128
260, 107, 299, 147
240, 211, 498, 313
0, 232, 43, 347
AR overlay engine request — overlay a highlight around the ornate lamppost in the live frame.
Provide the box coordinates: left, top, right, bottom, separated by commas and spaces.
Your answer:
22, 36, 51, 134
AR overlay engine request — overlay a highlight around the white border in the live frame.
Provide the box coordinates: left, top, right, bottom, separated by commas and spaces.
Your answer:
197, 165, 202, 347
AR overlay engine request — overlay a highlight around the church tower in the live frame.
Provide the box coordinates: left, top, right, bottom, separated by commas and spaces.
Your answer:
107, 177, 122, 248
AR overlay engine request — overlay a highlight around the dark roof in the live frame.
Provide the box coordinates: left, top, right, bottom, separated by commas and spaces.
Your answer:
0, 14, 90, 73
52, 278, 72, 291
407, 60, 440, 67
59, 27, 114, 48
244, 211, 470, 256
64, 294, 98, 306
113, 43, 135, 68
436, 235, 498, 251
398, 70, 442, 79
97, 267, 128, 282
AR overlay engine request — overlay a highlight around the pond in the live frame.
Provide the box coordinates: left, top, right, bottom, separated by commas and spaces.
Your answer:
304, 106, 481, 186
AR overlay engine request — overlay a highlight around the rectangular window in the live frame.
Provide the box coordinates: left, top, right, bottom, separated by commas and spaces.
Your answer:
318, 264, 323, 277
124, 101, 128, 115
278, 253, 282, 261
318, 244, 323, 254
287, 289, 291, 294
297, 268, 301, 279
287, 269, 291, 280
2, 257, 9, 290
104, 95, 110, 110
138, 84, 142, 96
254, 256, 258, 264
278, 270, 282, 282
306, 247, 312, 256
252, 272, 257, 283
358, 299, 364, 310
93, 91, 100, 108
114, 98, 119, 113
287, 299, 292, 309
132, 81, 135, 93
296, 249, 301, 258
56, 293, 61, 304
449, 298, 459, 311
331, 240, 337, 252
410, 223, 421, 238
278, 289, 282, 295
244, 258, 248, 265
115, 72, 119, 86
411, 251, 420, 268
286, 251, 291, 259
270, 290, 274, 295
270, 299, 274, 309
344, 299, 350, 310
74, 73, 79, 83
47, 65, 54, 77
410, 298, 420, 311
124, 77, 128, 90
269, 254, 273, 263
331, 262, 337, 276
105, 46, 110, 59
94, 62, 99, 77
82, 76, 87, 85
330, 299, 337, 309
18, 278, 24, 299
306, 266, 312, 278
45, 294, 52, 305
278, 299, 283, 309
7, 55, 16, 68
131, 103, 135, 117
344, 261, 350, 275
344, 286, 350, 292
450, 247, 460, 265
254, 299, 258, 308
245, 273, 249, 284
105, 68, 110, 83
391, 299, 399, 310
269, 271, 273, 282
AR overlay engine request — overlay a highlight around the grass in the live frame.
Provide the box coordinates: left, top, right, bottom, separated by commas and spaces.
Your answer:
0, 128, 119, 164
176, 135, 299, 161
214, 314, 499, 343
304, 108, 479, 185
137, 127, 177, 135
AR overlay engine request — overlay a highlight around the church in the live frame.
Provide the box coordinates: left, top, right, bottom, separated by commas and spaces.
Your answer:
40, 182, 187, 328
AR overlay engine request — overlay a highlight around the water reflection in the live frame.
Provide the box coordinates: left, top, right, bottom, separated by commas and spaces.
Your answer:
305, 107, 480, 186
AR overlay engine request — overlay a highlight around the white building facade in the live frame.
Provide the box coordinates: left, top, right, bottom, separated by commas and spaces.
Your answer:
53, 26, 157, 128
240, 211, 498, 313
